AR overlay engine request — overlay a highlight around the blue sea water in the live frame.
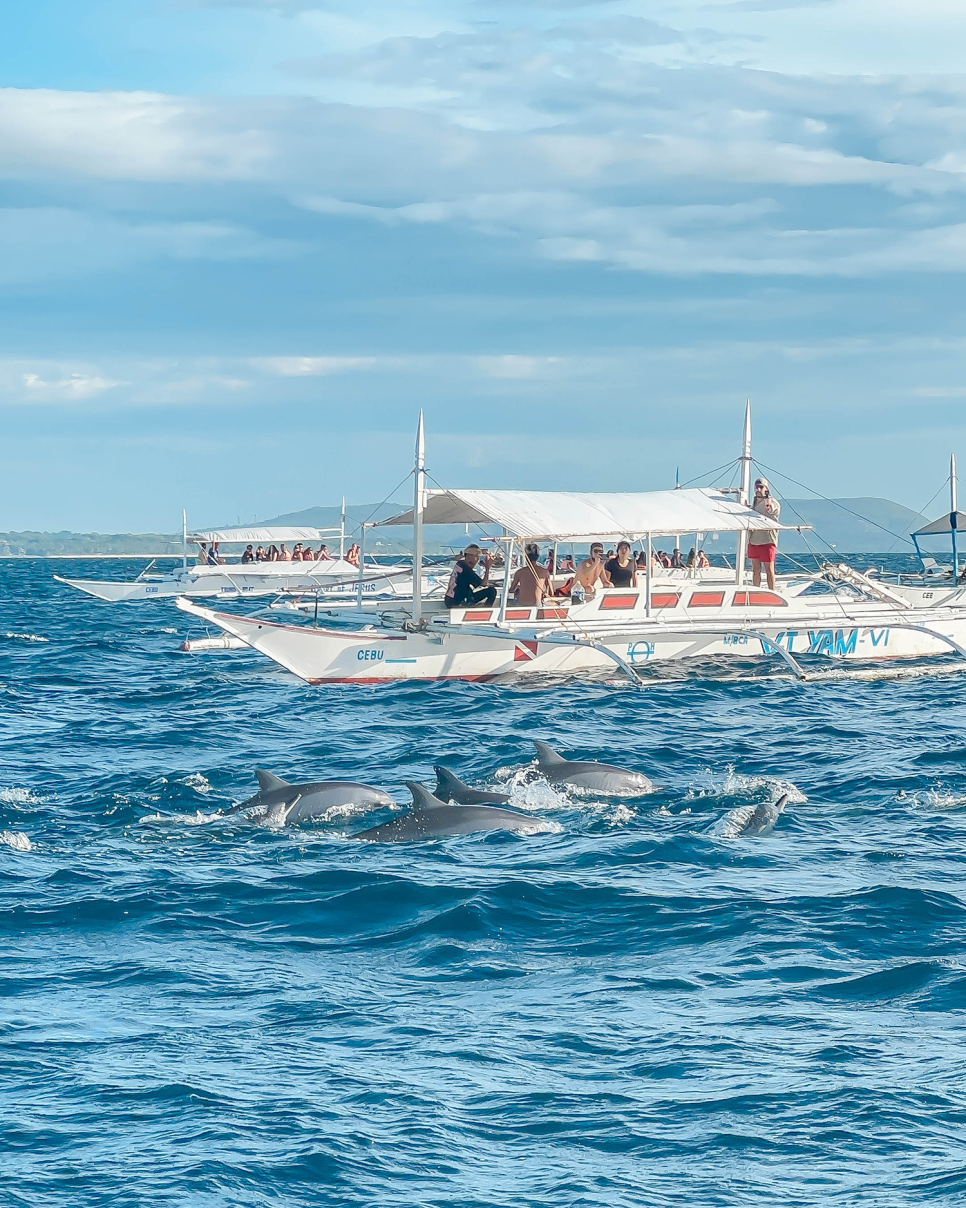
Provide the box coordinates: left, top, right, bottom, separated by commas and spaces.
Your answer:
3, 557, 966, 1207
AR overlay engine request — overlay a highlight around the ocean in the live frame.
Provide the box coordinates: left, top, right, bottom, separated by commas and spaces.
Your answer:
3, 557, 966, 1206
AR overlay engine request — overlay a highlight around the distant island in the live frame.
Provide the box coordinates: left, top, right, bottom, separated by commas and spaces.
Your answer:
0, 497, 949, 557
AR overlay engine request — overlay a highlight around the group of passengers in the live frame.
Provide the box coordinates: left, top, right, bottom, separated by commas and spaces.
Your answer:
444, 538, 716, 610
200, 540, 363, 567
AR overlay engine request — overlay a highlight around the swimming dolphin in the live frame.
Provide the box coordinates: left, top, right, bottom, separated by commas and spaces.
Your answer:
729, 793, 790, 837
531, 741, 653, 795
231, 770, 395, 825
355, 782, 551, 843
433, 766, 511, 806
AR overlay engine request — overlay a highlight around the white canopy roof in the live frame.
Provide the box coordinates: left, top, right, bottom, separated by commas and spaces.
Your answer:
913, 511, 966, 537
189, 527, 330, 544
384, 488, 805, 541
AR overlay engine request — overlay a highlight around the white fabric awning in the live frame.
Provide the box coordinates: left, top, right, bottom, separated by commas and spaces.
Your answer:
189, 527, 330, 544
383, 488, 805, 541
913, 511, 966, 537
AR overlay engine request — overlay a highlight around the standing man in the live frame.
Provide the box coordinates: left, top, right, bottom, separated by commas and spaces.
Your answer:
748, 477, 781, 590
445, 544, 497, 608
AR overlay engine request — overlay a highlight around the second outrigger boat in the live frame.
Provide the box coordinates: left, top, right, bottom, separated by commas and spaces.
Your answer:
175, 412, 966, 686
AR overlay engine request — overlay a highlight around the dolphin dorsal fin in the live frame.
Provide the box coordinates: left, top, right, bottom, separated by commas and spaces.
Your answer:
434, 766, 464, 793
533, 741, 565, 766
406, 781, 447, 810
256, 770, 290, 792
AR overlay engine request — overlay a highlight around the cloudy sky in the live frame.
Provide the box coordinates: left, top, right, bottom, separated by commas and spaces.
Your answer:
3, 0, 966, 529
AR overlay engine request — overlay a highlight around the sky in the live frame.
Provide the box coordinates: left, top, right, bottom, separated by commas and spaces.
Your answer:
2, 0, 966, 530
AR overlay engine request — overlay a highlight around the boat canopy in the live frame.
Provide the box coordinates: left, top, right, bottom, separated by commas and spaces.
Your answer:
188, 526, 331, 544
913, 511, 966, 537
383, 488, 807, 542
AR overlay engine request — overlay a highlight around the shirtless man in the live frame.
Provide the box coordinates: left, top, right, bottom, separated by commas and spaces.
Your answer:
510, 543, 552, 606
574, 542, 612, 599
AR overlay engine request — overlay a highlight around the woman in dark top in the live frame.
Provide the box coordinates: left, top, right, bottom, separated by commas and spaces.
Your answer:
604, 541, 637, 588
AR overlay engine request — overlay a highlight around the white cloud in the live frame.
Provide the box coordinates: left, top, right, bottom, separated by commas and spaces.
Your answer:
21, 372, 124, 400
254, 356, 378, 375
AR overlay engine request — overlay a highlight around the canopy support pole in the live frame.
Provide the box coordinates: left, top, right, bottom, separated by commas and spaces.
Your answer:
645, 535, 652, 617
498, 535, 514, 623
951, 454, 959, 580
412, 412, 425, 626
736, 399, 752, 585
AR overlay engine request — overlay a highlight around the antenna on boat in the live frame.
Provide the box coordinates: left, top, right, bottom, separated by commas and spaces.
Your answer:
412, 410, 426, 625
735, 400, 752, 583
951, 453, 959, 579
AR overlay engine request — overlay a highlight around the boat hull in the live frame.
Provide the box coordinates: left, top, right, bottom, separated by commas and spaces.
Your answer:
175, 598, 966, 684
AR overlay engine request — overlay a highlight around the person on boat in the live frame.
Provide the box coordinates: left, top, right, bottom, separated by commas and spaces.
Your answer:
670, 548, 683, 569
696, 549, 711, 569
605, 541, 637, 588
650, 549, 662, 575
317, 544, 331, 561
346, 543, 361, 568
574, 543, 611, 599
546, 548, 555, 574
207, 542, 220, 565
686, 547, 696, 569
255, 545, 266, 562
241, 545, 255, 563
510, 543, 551, 606
279, 544, 292, 562
659, 550, 672, 568
292, 542, 304, 561
748, 476, 781, 590
445, 544, 496, 608
558, 553, 575, 573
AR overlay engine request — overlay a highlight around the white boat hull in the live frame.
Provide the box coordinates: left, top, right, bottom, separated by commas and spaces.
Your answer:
176, 593, 966, 684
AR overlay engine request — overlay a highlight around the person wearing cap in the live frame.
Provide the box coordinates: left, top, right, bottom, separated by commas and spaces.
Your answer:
445, 544, 496, 608
510, 543, 552, 606
748, 477, 781, 590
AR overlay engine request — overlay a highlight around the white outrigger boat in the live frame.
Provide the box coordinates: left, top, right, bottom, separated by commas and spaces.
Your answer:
54, 511, 446, 603
174, 412, 966, 686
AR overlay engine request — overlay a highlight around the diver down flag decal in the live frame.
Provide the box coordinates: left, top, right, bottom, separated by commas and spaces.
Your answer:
514, 641, 539, 661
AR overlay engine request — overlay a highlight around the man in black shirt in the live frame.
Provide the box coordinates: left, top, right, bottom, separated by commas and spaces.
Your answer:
444, 544, 497, 608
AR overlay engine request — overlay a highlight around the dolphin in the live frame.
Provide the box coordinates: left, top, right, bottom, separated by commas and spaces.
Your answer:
531, 741, 653, 795
231, 770, 395, 825
728, 793, 790, 837
355, 782, 552, 843
433, 766, 511, 806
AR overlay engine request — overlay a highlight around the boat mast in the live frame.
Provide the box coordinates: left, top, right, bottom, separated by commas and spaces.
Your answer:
736, 400, 752, 584
340, 496, 346, 559
182, 509, 188, 570
412, 410, 426, 625
951, 453, 959, 579
674, 466, 681, 557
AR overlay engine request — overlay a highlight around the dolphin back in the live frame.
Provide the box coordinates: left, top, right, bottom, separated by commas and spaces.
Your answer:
356, 803, 550, 843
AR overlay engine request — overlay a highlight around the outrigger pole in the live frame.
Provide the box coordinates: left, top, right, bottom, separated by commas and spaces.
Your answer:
735, 400, 752, 584
412, 410, 426, 625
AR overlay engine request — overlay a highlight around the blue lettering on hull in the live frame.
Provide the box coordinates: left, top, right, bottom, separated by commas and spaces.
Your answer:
357, 649, 385, 662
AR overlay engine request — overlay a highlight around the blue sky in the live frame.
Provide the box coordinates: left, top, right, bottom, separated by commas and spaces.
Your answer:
2, 0, 966, 529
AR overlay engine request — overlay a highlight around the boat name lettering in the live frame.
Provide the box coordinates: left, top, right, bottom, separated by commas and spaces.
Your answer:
627, 641, 654, 664
807, 629, 858, 656
357, 648, 385, 662
869, 628, 890, 647
723, 634, 748, 645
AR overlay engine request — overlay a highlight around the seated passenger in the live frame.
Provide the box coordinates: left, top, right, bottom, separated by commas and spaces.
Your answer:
207, 541, 220, 566
241, 544, 255, 564
604, 541, 637, 588
697, 550, 711, 569
686, 547, 696, 569
267, 545, 279, 562
196, 541, 208, 566
255, 545, 266, 562
292, 542, 304, 561
558, 554, 575, 573
659, 550, 672, 568
671, 549, 684, 569
574, 543, 611, 598
510, 543, 552, 607
279, 544, 292, 562
444, 544, 497, 608
346, 543, 361, 568
317, 544, 331, 561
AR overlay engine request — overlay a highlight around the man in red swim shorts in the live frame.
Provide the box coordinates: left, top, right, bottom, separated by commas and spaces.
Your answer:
747, 477, 781, 590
